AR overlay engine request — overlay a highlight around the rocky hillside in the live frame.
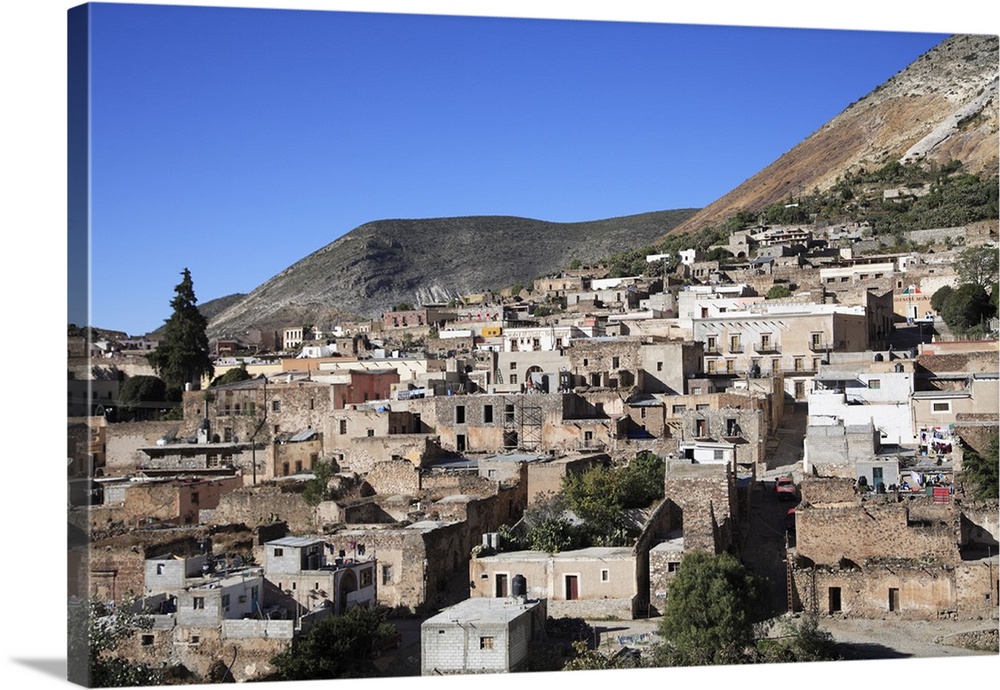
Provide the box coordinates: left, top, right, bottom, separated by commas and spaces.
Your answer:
666, 33, 999, 239
206, 210, 696, 337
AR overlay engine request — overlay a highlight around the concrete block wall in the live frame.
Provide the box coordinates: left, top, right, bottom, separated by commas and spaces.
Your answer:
222, 619, 294, 640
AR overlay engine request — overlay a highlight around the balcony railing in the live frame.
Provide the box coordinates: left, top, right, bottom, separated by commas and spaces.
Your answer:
754, 342, 780, 354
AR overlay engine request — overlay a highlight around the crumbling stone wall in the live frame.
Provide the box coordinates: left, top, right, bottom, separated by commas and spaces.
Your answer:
88, 532, 206, 604
365, 459, 421, 495
664, 465, 734, 554
105, 421, 181, 473
791, 561, 959, 619
795, 501, 960, 566
800, 476, 856, 504
113, 622, 287, 683
954, 559, 1000, 619
208, 486, 316, 534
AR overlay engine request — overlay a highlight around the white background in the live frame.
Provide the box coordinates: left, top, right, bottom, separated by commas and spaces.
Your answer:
1, 2, 996, 689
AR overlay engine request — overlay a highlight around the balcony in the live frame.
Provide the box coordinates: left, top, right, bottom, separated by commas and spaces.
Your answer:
728, 344, 744, 354
754, 342, 780, 354
808, 340, 831, 352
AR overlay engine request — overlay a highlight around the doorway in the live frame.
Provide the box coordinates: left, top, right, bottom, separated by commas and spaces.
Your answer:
565, 575, 579, 600
888, 587, 899, 612
828, 587, 842, 613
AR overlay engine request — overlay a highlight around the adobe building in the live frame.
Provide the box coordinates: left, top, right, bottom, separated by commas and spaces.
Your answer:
469, 547, 644, 619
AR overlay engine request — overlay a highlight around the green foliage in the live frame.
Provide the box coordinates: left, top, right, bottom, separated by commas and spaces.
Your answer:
959, 434, 999, 501
70, 599, 162, 687
147, 268, 214, 396
753, 615, 840, 663
655, 552, 773, 666
567, 258, 582, 270
302, 460, 335, 506
117, 375, 168, 420
561, 453, 665, 546
268, 606, 397, 680
518, 493, 588, 553
938, 283, 991, 333
766, 284, 793, 300
393, 302, 414, 312
509, 283, 524, 297
930, 285, 954, 312
210, 364, 252, 387
563, 640, 646, 671
955, 245, 999, 288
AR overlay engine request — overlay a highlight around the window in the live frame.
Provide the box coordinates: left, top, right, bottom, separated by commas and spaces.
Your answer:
695, 419, 707, 437
772, 358, 780, 372
707, 359, 716, 374
869, 379, 881, 389
191, 492, 199, 505
361, 569, 373, 587
656, 361, 663, 372
794, 358, 804, 372
760, 333, 772, 349
367, 429, 375, 437
382, 565, 393, 585
339, 419, 347, 435
811, 333, 823, 349
484, 405, 493, 423
713, 449, 725, 461
510, 374, 518, 385
672, 405, 686, 414
510, 361, 517, 370
190, 635, 200, 644
696, 404, 710, 411
273, 548, 284, 557
729, 334, 741, 352
221, 594, 230, 608
726, 359, 735, 374
193, 597, 204, 610
156, 563, 165, 575
932, 401, 951, 413
141, 634, 154, 646
223, 427, 232, 442
612, 356, 620, 369
272, 400, 281, 412
726, 418, 738, 436
601, 569, 609, 582
706, 336, 717, 353
480, 636, 495, 650
456, 406, 465, 424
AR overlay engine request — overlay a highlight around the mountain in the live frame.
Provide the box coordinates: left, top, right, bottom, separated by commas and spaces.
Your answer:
206, 210, 696, 337
665, 33, 999, 239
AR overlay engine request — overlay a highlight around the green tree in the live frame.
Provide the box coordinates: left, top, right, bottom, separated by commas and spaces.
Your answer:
930, 285, 954, 313
959, 435, 999, 501
69, 599, 162, 687
939, 283, 991, 333
520, 492, 587, 553
618, 451, 665, 508
210, 364, 252, 387
302, 460, 336, 506
147, 268, 214, 396
753, 614, 839, 663
766, 284, 793, 300
955, 245, 1000, 288
268, 605, 397, 680
655, 552, 773, 666
117, 375, 168, 421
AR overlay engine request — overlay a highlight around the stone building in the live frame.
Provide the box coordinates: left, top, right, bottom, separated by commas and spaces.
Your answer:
788, 476, 998, 620
663, 459, 737, 555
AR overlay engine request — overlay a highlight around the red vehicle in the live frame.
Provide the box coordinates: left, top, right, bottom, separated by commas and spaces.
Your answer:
785, 508, 796, 533
775, 476, 797, 500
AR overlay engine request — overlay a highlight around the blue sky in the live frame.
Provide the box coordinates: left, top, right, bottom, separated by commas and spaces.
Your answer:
75, 3, 953, 336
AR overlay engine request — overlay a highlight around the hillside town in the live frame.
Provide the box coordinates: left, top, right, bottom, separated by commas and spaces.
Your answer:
68, 216, 999, 681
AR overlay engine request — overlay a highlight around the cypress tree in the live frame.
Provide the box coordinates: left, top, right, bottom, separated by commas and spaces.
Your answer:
148, 268, 214, 396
